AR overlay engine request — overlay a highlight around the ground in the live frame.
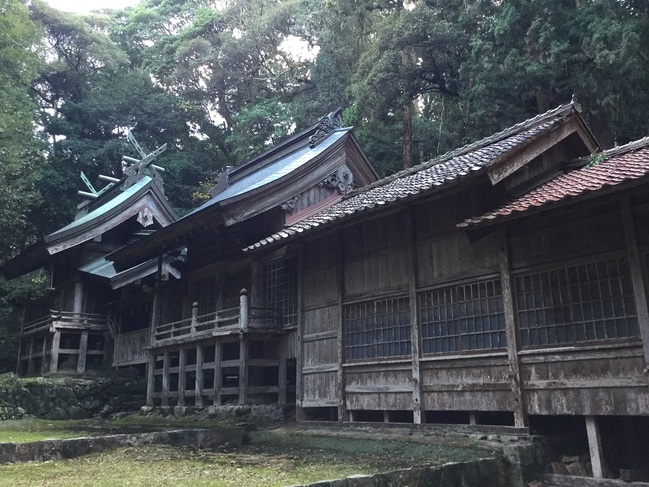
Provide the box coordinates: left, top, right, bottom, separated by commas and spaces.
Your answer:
0, 420, 498, 486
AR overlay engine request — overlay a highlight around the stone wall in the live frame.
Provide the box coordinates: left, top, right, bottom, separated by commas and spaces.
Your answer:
289, 458, 511, 487
0, 373, 146, 420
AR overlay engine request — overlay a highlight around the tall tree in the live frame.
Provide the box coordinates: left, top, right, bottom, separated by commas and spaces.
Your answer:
0, 0, 43, 259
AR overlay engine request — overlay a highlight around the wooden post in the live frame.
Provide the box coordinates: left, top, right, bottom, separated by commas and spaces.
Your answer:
26, 336, 35, 376
406, 206, 422, 424
278, 355, 287, 406
16, 306, 27, 375
146, 353, 155, 406
586, 416, 605, 478
621, 195, 649, 367
178, 349, 186, 406
191, 302, 198, 337
296, 246, 305, 421
214, 342, 222, 406
499, 227, 527, 428
73, 280, 84, 315
77, 331, 88, 373
195, 345, 204, 407
239, 290, 249, 331
383, 410, 390, 423
238, 336, 249, 404
40, 335, 48, 374
50, 330, 61, 373
334, 233, 348, 423
469, 412, 477, 426
161, 350, 170, 407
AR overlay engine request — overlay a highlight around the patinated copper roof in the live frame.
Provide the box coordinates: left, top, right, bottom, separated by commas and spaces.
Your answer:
458, 136, 649, 229
244, 102, 582, 251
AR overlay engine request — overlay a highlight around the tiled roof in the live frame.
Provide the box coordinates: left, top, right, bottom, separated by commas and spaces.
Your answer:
244, 102, 578, 252
458, 136, 649, 229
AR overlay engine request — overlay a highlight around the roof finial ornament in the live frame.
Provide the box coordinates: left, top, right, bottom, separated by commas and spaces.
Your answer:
309, 107, 343, 149
571, 94, 582, 113
121, 131, 168, 193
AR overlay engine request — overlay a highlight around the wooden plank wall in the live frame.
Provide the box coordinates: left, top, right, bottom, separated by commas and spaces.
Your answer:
301, 233, 340, 408
298, 186, 649, 420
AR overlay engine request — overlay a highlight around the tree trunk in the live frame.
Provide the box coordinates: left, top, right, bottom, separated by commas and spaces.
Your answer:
402, 101, 414, 169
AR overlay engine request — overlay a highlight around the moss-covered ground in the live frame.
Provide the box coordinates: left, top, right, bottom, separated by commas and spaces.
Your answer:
0, 424, 497, 486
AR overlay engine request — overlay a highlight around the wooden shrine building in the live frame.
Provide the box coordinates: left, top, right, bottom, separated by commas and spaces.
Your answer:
1, 139, 178, 375
110, 110, 379, 407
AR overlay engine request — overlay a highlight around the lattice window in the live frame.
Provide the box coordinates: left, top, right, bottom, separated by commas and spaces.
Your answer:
419, 279, 505, 354
345, 297, 411, 360
515, 256, 639, 347
262, 257, 298, 326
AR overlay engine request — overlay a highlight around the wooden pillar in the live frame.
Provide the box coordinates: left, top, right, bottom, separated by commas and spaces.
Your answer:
586, 416, 605, 478
621, 195, 649, 367
146, 353, 155, 406
295, 245, 305, 421
161, 350, 170, 407
26, 336, 35, 376
238, 336, 248, 404
469, 411, 477, 426
499, 227, 527, 428
334, 232, 348, 422
214, 342, 222, 405
40, 335, 48, 374
76, 331, 88, 373
406, 206, 422, 424
195, 345, 204, 407
16, 306, 27, 375
278, 354, 287, 406
73, 280, 84, 315
177, 349, 186, 406
239, 290, 249, 331
50, 330, 61, 373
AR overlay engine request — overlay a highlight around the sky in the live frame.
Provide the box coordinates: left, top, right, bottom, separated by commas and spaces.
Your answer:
44, 0, 140, 13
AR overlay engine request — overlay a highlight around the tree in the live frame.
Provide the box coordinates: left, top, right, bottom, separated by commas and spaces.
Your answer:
0, 0, 43, 259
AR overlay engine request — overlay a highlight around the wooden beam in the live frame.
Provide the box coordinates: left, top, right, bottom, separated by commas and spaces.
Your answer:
499, 227, 527, 427
586, 416, 605, 479
621, 195, 649, 367
406, 206, 422, 424
50, 330, 61, 373
76, 331, 88, 373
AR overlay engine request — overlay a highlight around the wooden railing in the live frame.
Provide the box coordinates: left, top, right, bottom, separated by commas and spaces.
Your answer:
22, 311, 112, 335
152, 289, 282, 345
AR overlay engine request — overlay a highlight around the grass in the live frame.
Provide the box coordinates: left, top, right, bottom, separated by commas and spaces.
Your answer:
0, 417, 236, 443
0, 419, 105, 443
0, 427, 495, 486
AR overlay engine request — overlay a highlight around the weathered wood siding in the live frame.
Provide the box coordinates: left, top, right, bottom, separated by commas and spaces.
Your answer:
345, 362, 414, 410
113, 330, 149, 366
414, 191, 501, 287
508, 200, 625, 269
420, 355, 512, 411
520, 344, 649, 415
301, 233, 340, 407
343, 212, 409, 299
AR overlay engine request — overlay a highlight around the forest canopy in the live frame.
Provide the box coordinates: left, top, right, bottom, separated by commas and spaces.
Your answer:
0, 0, 648, 271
